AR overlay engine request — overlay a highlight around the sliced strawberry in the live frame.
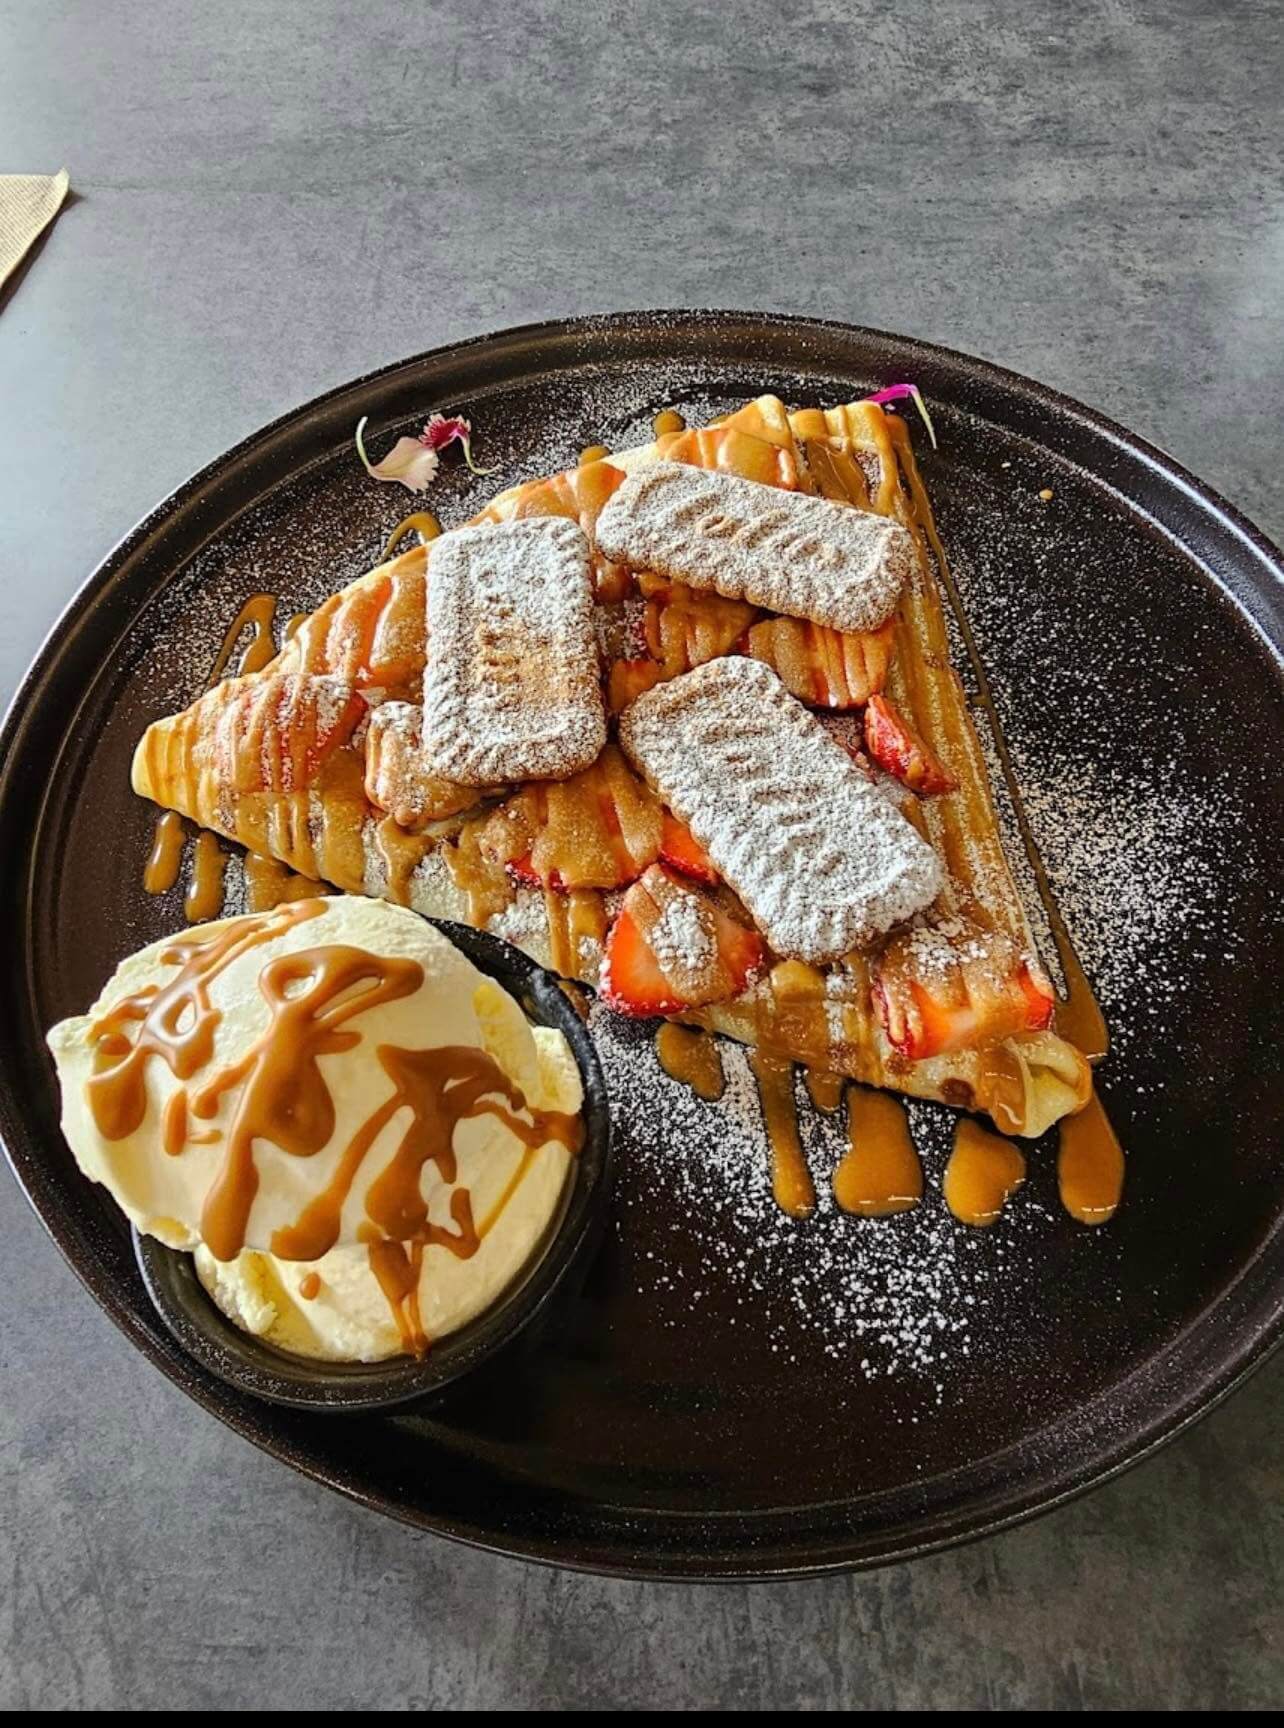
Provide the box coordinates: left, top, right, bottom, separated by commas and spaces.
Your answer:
607, 656, 663, 715
642, 586, 759, 677
863, 694, 957, 796
873, 922, 1055, 1061
743, 617, 895, 710
658, 812, 718, 884
601, 865, 764, 1017
480, 745, 662, 893
600, 901, 690, 1016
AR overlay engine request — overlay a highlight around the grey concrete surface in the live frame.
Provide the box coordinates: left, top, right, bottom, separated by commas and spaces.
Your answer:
2, 0, 1282, 1710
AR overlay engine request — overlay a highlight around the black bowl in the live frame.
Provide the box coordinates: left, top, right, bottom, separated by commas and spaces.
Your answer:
133, 917, 611, 1412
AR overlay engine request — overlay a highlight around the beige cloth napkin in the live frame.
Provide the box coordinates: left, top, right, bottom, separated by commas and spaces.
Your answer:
0, 168, 70, 291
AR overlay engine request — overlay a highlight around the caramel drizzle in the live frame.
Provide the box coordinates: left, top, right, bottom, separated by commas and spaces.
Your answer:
243, 851, 326, 913
184, 829, 226, 923
1057, 1090, 1124, 1224
143, 810, 187, 896
209, 592, 280, 683
943, 1119, 1026, 1226
748, 1050, 815, 1219
656, 1023, 725, 1102
803, 1067, 845, 1114
87, 903, 324, 1142
145, 591, 284, 917
367, 1239, 428, 1354
161, 1090, 220, 1156
833, 1088, 923, 1217
382, 511, 441, 563
194, 944, 428, 1261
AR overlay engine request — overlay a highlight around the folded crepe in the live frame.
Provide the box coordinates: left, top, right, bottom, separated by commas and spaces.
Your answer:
133, 394, 1091, 1138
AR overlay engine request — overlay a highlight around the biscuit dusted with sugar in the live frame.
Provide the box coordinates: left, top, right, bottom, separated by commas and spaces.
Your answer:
618, 659, 942, 963
422, 518, 607, 785
595, 463, 913, 635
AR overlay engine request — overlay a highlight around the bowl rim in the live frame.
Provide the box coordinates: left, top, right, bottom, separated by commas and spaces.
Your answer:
133, 914, 612, 1412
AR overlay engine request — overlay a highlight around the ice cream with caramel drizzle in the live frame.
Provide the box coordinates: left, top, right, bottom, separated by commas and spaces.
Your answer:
46, 897, 584, 1360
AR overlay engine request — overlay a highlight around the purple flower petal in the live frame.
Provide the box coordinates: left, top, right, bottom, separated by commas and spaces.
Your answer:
862, 383, 938, 449
355, 418, 442, 494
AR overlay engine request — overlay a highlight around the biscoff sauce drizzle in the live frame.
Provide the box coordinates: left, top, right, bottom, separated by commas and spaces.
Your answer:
943, 1119, 1027, 1226
748, 1049, 815, 1219
833, 1087, 924, 1217
87, 901, 324, 1142
143, 810, 187, 895
193, 943, 427, 1260
145, 591, 282, 915
1057, 1090, 1125, 1224
382, 511, 441, 563
243, 851, 326, 913
184, 829, 227, 923
656, 1022, 725, 1102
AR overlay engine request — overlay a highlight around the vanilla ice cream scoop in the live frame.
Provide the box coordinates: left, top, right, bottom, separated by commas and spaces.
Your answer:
193, 1022, 582, 1361
47, 897, 583, 1356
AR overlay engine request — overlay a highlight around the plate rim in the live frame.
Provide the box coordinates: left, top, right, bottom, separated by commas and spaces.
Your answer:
2, 307, 1283, 1580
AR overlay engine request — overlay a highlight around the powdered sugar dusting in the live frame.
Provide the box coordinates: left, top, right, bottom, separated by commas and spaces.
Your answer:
619, 658, 942, 961
648, 891, 715, 978
596, 463, 913, 634
423, 517, 606, 784
591, 1007, 1058, 1390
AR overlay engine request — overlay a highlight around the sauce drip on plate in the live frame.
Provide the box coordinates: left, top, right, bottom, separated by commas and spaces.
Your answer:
1058, 1089, 1125, 1224
748, 1050, 814, 1219
943, 1119, 1026, 1226
143, 810, 186, 896
656, 1023, 725, 1102
833, 1090, 922, 1217
382, 511, 441, 563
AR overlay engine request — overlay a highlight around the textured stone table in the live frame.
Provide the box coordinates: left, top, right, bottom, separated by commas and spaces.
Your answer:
2, 0, 1281, 1710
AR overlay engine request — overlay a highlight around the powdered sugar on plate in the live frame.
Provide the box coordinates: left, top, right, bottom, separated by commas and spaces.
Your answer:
591, 1007, 1060, 1395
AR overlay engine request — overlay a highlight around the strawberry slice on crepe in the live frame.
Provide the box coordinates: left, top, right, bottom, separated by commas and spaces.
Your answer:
873, 921, 1055, 1061
658, 812, 719, 884
863, 693, 957, 795
602, 865, 764, 1016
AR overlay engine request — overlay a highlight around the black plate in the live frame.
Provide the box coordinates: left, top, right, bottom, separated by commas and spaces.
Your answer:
134, 918, 613, 1412
2, 311, 1282, 1579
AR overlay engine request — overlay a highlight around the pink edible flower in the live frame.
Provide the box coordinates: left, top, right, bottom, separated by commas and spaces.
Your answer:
354, 410, 498, 494
861, 382, 938, 449
354, 417, 440, 494
421, 412, 497, 474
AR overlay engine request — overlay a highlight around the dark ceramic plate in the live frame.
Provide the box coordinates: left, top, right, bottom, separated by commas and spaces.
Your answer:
2, 312, 1282, 1579
134, 918, 612, 1412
